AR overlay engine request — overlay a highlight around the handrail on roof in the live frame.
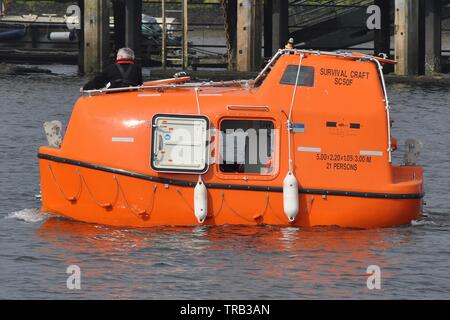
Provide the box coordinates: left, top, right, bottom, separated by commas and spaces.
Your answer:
81, 49, 395, 96
81, 79, 253, 96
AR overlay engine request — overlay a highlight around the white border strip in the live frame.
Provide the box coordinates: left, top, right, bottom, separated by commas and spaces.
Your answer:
112, 137, 135, 143
298, 147, 321, 153
360, 150, 383, 156
199, 93, 223, 97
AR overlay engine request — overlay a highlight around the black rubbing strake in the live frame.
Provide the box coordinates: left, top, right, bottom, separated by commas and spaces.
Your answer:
38, 153, 425, 200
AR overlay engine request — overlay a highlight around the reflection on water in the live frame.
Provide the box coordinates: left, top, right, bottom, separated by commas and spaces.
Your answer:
0, 67, 449, 299
30, 217, 409, 299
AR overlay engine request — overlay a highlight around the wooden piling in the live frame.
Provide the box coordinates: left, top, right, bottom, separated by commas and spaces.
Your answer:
125, 0, 142, 62
77, 0, 84, 75
182, 0, 189, 70
271, 0, 289, 55
83, 0, 110, 75
263, 0, 273, 58
424, 0, 442, 75
374, 0, 391, 58
112, 0, 126, 51
236, 0, 262, 72
394, 0, 419, 76
254, 0, 262, 69
224, 0, 238, 70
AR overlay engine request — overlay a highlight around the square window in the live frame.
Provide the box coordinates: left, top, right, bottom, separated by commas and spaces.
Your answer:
219, 120, 275, 175
151, 114, 209, 173
280, 65, 315, 87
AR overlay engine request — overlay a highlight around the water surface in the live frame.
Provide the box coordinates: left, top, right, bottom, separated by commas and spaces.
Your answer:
0, 66, 449, 299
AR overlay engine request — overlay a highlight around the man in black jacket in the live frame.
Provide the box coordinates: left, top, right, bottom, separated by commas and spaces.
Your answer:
83, 47, 143, 90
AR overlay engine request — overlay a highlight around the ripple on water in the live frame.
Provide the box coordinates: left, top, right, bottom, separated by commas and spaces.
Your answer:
411, 219, 436, 227
5, 208, 48, 223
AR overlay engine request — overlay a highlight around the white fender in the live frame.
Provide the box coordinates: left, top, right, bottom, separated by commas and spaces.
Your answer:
283, 171, 299, 222
49, 31, 76, 42
194, 178, 208, 223
43, 120, 63, 148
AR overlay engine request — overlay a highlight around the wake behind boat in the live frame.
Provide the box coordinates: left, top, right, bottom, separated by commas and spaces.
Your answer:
38, 49, 424, 228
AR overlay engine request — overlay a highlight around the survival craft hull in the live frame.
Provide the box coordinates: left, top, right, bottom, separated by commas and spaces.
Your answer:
38, 49, 424, 228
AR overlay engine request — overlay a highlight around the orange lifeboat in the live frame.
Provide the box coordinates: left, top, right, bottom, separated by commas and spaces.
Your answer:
38, 49, 424, 228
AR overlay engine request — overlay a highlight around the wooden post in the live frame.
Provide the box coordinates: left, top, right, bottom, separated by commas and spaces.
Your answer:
77, 0, 84, 75
271, 0, 288, 55
418, 0, 425, 75
224, 0, 237, 70
182, 0, 189, 69
394, 0, 419, 76
264, 0, 273, 58
254, 0, 262, 69
237, 0, 252, 71
424, 0, 442, 75
112, 0, 126, 51
374, 0, 391, 58
236, 0, 262, 71
83, 0, 109, 75
161, 0, 166, 70
125, 0, 142, 62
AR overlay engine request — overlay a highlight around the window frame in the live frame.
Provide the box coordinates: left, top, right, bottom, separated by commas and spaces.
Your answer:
279, 65, 315, 87
150, 113, 210, 174
215, 116, 280, 181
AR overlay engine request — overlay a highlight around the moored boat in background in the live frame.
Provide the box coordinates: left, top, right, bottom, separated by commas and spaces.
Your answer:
0, 25, 25, 40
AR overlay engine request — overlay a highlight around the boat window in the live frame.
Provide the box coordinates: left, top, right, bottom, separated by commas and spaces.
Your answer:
151, 114, 209, 173
280, 65, 315, 87
219, 120, 275, 175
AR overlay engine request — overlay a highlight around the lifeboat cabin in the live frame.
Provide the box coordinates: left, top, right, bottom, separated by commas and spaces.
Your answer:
38, 49, 424, 228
